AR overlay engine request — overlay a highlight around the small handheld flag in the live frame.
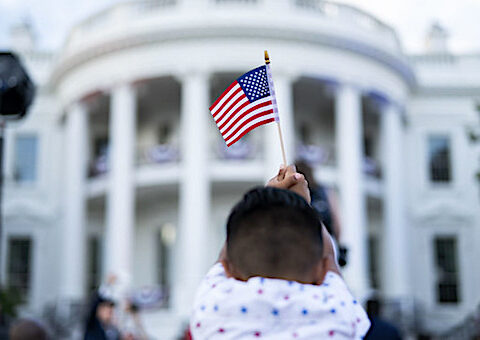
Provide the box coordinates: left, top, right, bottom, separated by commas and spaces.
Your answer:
209, 52, 284, 159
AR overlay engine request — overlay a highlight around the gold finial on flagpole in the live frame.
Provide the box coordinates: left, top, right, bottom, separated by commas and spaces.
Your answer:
264, 50, 270, 64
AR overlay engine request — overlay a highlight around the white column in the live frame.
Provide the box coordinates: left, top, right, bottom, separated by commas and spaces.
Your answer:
105, 83, 137, 288
264, 73, 294, 179
173, 72, 210, 316
61, 102, 88, 298
381, 102, 409, 297
335, 83, 369, 297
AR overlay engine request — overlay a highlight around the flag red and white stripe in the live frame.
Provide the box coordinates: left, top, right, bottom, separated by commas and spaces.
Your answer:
210, 65, 278, 147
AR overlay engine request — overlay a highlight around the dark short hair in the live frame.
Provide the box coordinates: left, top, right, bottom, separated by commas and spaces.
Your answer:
226, 187, 323, 279
9, 319, 48, 340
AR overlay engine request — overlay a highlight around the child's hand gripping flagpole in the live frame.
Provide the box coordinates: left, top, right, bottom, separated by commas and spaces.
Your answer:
264, 50, 288, 166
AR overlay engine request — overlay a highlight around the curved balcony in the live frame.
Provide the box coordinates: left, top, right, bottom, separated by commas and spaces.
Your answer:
53, 0, 413, 85
64, 0, 400, 51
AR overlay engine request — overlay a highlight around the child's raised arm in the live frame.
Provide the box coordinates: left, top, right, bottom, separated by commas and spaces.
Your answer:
266, 164, 311, 204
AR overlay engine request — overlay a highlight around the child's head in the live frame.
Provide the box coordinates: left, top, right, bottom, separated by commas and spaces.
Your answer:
223, 187, 325, 284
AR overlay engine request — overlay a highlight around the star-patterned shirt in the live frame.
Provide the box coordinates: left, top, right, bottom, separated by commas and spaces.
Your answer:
190, 263, 370, 339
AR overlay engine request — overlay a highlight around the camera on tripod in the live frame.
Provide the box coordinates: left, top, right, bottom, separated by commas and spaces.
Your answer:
0, 51, 35, 290
0, 51, 35, 120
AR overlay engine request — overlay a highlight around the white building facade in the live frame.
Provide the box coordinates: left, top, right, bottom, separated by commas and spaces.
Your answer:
2, 0, 479, 338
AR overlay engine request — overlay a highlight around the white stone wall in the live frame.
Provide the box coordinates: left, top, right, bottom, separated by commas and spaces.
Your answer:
407, 55, 480, 332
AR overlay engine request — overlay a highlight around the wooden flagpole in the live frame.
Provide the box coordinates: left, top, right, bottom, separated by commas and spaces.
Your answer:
276, 120, 288, 167
264, 50, 287, 166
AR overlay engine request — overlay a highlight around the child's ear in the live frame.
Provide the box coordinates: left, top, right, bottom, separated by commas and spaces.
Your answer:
313, 258, 328, 285
220, 259, 249, 281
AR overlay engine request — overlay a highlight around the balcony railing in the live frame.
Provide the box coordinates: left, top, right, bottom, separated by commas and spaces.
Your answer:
63, 0, 400, 55
363, 156, 382, 178
137, 144, 179, 165
294, 0, 398, 43
215, 139, 259, 160
439, 304, 480, 339
66, 0, 178, 49
87, 144, 178, 178
214, 0, 257, 3
296, 144, 334, 165
296, 144, 382, 178
88, 154, 109, 178
131, 285, 170, 309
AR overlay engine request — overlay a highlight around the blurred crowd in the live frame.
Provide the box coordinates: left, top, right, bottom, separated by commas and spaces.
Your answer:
2, 273, 149, 340
83, 274, 148, 340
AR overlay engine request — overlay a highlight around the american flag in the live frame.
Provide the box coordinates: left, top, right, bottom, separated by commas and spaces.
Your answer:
210, 65, 279, 147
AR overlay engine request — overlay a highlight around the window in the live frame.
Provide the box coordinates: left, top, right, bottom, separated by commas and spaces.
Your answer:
428, 135, 451, 183
14, 135, 38, 183
434, 237, 460, 303
7, 238, 32, 298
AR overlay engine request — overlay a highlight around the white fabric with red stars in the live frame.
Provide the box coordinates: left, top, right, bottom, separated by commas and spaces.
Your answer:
190, 263, 370, 339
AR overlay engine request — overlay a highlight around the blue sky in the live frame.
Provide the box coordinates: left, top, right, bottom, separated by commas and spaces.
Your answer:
1, 0, 479, 54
